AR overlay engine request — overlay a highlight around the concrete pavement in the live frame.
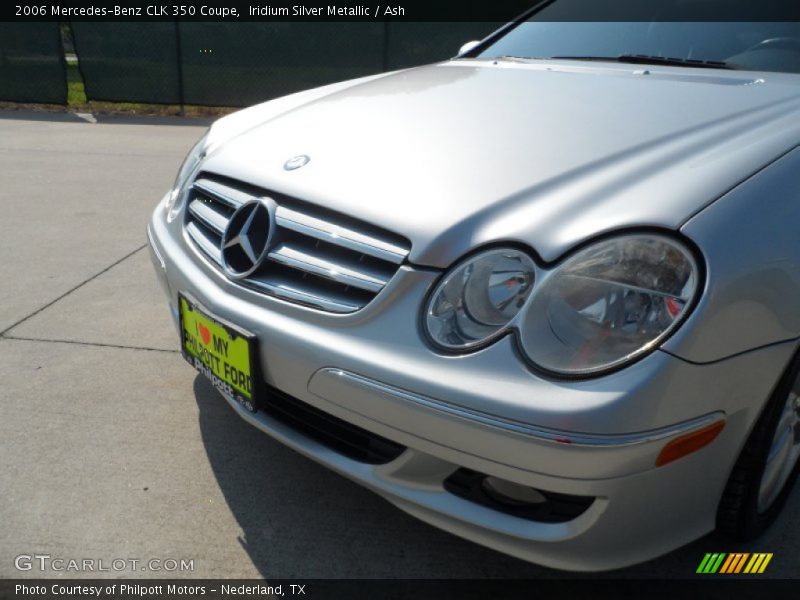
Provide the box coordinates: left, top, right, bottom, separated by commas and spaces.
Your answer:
0, 110, 798, 579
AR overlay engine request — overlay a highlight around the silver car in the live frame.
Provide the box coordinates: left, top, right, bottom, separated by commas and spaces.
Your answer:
148, 6, 800, 571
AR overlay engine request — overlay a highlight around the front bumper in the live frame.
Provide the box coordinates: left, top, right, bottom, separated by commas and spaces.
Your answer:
148, 200, 796, 571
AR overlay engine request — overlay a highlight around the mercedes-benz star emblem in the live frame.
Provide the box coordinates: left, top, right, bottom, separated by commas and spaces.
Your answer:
220, 199, 275, 279
283, 155, 310, 171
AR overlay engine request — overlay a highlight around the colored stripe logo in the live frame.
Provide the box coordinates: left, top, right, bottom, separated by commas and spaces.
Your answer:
697, 553, 773, 574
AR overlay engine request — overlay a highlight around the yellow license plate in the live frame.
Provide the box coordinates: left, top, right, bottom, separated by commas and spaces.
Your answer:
179, 294, 257, 412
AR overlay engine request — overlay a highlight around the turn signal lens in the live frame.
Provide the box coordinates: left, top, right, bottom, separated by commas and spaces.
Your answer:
656, 421, 725, 467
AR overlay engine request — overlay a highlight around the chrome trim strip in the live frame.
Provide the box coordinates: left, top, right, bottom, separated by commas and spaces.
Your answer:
318, 368, 726, 448
188, 199, 229, 235
193, 178, 250, 208
245, 277, 361, 313
268, 243, 387, 293
275, 206, 409, 264
185, 221, 222, 264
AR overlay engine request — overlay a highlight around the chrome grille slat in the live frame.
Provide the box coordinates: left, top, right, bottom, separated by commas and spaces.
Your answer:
245, 275, 363, 313
184, 175, 410, 313
186, 221, 223, 264
188, 199, 229, 235
268, 243, 387, 293
193, 178, 250, 208
275, 206, 409, 264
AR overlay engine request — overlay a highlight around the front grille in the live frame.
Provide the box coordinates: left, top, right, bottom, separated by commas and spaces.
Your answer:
263, 385, 406, 465
184, 174, 411, 313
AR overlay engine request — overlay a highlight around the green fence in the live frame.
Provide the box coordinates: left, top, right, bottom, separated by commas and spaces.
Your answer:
0, 23, 67, 104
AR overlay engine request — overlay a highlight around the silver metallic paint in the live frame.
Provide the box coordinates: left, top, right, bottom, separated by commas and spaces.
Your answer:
664, 146, 800, 362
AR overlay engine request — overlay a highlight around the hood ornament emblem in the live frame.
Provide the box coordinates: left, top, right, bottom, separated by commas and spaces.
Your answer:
284, 155, 310, 171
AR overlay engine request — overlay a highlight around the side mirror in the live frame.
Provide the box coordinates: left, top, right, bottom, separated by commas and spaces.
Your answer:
458, 40, 481, 56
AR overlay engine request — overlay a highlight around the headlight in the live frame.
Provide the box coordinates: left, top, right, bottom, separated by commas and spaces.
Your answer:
165, 132, 209, 222
424, 248, 536, 349
518, 234, 699, 375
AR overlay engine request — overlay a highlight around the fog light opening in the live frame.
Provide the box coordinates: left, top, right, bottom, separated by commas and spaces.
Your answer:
444, 467, 595, 523
444, 468, 594, 522
481, 476, 548, 507
656, 420, 726, 467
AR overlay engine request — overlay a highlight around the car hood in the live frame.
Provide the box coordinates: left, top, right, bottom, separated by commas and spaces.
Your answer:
203, 61, 800, 267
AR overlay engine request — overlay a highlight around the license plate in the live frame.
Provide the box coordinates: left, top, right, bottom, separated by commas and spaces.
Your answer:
178, 294, 259, 412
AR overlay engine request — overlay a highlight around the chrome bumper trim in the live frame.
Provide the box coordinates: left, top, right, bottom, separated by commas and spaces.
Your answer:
317, 368, 726, 449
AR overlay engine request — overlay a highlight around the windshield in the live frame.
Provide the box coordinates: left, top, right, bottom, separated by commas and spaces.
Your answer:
476, 0, 800, 73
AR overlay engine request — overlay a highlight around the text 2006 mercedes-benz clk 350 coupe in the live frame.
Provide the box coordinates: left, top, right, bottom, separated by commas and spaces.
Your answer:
148, 1, 800, 571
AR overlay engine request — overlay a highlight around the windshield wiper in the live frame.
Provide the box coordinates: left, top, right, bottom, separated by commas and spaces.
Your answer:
549, 54, 739, 70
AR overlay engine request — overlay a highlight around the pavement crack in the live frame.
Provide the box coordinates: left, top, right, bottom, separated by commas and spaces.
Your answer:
0, 244, 146, 336
3, 335, 179, 354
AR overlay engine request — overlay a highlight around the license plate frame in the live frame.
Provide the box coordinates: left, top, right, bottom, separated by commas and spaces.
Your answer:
178, 292, 262, 412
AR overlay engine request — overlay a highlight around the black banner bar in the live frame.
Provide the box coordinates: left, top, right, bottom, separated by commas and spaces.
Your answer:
2, 579, 800, 600
5, 1, 538, 22
5, 0, 800, 22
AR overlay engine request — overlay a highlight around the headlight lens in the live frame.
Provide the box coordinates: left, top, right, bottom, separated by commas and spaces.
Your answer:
518, 235, 698, 375
165, 132, 209, 222
425, 248, 536, 349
